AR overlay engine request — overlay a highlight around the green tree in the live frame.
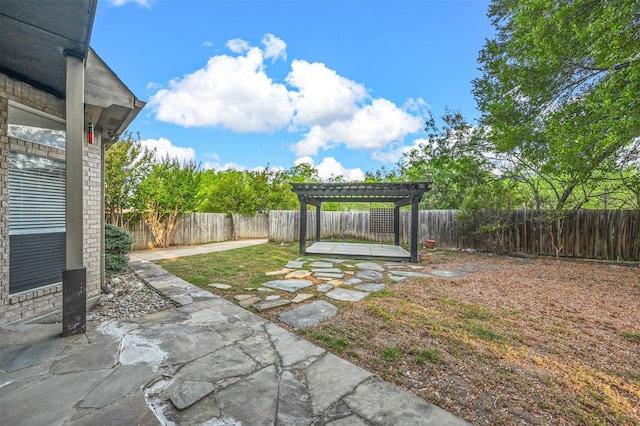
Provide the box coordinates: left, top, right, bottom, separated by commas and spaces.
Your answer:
285, 162, 320, 183
104, 133, 153, 226
134, 159, 199, 248
473, 0, 640, 210
400, 111, 497, 209
196, 169, 257, 215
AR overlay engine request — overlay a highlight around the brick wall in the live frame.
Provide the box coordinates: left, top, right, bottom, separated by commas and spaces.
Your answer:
0, 73, 103, 325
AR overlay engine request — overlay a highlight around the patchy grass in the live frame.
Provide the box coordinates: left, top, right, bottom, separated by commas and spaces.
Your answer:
380, 346, 404, 363
414, 348, 445, 365
150, 243, 640, 426
368, 288, 396, 298
623, 331, 640, 342
157, 242, 299, 289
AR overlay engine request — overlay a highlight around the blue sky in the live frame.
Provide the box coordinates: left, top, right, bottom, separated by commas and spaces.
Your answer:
92, 0, 494, 180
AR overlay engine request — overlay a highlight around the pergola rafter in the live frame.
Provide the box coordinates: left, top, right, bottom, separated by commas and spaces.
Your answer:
291, 182, 432, 263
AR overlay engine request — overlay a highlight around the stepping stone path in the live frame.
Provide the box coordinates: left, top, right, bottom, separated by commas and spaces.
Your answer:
217, 257, 481, 329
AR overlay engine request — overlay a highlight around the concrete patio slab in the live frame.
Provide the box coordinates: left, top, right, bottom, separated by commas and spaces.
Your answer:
307, 242, 411, 262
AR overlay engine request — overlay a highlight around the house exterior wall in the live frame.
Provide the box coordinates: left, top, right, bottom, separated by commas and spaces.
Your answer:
0, 73, 102, 325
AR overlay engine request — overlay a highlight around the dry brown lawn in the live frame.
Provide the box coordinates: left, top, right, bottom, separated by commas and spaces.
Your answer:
160, 244, 640, 425
271, 251, 640, 425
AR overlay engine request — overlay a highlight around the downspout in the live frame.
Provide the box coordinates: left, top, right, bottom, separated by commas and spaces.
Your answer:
100, 135, 106, 293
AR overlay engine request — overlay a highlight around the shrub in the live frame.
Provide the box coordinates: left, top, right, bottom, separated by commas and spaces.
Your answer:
105, 224, 132, 277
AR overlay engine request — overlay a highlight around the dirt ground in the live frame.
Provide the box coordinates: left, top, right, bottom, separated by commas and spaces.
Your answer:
284, 251, 640, 425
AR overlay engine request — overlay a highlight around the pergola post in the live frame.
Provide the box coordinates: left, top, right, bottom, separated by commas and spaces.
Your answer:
410, 195, 420, 263
298, 195, 307, 256
394, 206, 400, 246
315, 205, 321, 242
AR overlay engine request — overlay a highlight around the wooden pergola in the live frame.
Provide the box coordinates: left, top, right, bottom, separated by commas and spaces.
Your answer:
291, 182, 432, 263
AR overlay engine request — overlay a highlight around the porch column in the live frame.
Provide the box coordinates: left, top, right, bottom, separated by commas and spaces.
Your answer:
62, 52, 86, 337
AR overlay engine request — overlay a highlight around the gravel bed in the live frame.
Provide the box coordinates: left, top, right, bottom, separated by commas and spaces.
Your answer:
87, 271, 176, 323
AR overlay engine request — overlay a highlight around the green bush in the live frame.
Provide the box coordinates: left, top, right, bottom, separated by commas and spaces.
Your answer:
105, 224, 132, 277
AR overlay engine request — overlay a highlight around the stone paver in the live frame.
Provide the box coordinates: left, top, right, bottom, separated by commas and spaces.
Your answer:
253, 299, 292, 311
309, 261, 334, 268
291, 293, 315, 303
278, 301, 338, 330
355, 283, 386, 292
265, 268, 291, 276
389, 270, 431, 278
311, 268, 343, 274
356, 270, 384, 280
316, 283, 334, 293
285, 260, 306, 269
314, 272, 344, 279
285, 269, 313, 279
431, 270, 466, 278
262, 279, 313, 292
326, 288, 370, 302
355, 262, 386, 272
208, 283, 232, 289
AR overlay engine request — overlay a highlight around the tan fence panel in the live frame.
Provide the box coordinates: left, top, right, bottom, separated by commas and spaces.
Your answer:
123, 209, 639, 260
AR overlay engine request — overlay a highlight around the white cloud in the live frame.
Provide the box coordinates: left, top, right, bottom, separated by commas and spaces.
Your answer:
292, 98, 423, 156
295, 156, 365, 182
148, 34, 426, 162
294, 156, 315, 166
372, 137, 428, 164
140, 137, 196, 164
202, 41, 214, 47
107, 0, 150, 7
202, 161, 246, 171
262, 34, 287, 62
226, 38, 251, 54
149, 46, 294, 132
286, 60, 367, 127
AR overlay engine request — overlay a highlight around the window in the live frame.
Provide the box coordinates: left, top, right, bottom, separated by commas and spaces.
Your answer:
7, 101, 66, 149
9, 152, 66, 293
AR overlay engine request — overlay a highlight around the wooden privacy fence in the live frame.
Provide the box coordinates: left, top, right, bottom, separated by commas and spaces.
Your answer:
126, 213, 269, 250
123, 210, 639, 261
